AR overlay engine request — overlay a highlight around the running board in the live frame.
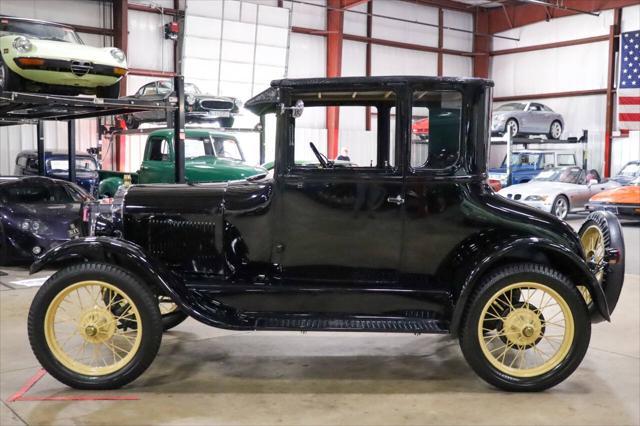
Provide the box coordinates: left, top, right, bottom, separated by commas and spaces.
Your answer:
254, 317, 449, 333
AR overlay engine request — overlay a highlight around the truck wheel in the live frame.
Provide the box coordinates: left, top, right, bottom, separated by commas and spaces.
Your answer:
578, 211, 625, 312
28, 262, 163, 389
96, 81, 121, 99
551, 195, 569, 220
0, 58, 23, 92
459, 263, 590, 391
158, 296, 188, 331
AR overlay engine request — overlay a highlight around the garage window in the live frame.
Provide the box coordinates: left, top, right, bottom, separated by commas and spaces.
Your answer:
410, 91, 462, 170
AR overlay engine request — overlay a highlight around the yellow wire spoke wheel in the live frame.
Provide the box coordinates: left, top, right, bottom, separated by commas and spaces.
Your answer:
580, 224, 605, 284
477, 282, 574, 378
44, 280, 143, 376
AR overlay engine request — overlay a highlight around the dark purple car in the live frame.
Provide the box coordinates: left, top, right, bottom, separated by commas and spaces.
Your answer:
0, 176, 92, 265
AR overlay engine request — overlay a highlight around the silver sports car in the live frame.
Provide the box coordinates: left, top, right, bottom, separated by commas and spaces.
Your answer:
498, 166, 620, 220
491, 102, 564, 139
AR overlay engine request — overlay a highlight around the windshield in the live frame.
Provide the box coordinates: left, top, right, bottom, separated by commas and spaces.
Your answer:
214, 138, 243, 161
47, 157, 97, 172
618, 163, 640, 177
156, 82, 201, 95
185, 83, 200, 95
495, 103, 526, 112
534, 168, 583, 184
502, 153, 541, 168
183, 137, 243, 161
0, 18, 83, 44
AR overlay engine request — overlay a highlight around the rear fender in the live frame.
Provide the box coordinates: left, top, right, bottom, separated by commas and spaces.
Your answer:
30, 237, 243, 329
446, 235, 609, 335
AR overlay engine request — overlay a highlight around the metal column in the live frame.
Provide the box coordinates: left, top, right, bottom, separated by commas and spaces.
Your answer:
173, 75, 186, 183
36, 121, 45, 176
67, 120, 76, 183
259, 114, 266, 165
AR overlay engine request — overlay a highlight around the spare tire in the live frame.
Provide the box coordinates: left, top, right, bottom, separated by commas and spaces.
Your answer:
578, 211, 625, 313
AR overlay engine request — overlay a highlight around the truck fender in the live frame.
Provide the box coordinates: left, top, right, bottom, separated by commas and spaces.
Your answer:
98, 176, 123, 198
447, 236, 609, 335
30, 237, 243, 329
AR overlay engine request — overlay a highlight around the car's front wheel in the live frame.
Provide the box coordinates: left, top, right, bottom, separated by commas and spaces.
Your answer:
96, 81, 121, 99
459, 263, 590, 391
505, 119, 519, 138
552, 195, 569, 220
0, 59, 23, 92
548, 121, 563, 140
28, 262, 163, 389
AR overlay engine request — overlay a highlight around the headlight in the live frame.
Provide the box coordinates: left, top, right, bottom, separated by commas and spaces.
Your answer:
110, 48, 126, 63
186, 94, 196, 106
525, 195, 548, 202
13, 36, 32, 53
21, 219, 46, 233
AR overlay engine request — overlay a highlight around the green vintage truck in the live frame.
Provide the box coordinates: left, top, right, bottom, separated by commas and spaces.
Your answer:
98, 129, 267, 197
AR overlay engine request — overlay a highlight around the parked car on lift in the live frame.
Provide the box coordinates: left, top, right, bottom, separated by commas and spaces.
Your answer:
498, 166, 619, 220
587, 176, 640, 219
28, 76, 625, 393
121, 80, 241, 129
491, 102, 564, 139
0, 176, 92, 265
0, 15, 127, 97
610, 160, 640, 185
98, 129, 266, 197
14, 150, 100, 196
489, 149, 577, 187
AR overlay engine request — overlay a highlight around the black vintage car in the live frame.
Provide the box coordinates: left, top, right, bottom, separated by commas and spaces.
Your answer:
122, 80, 240, 129
0, 176, 91, 265
27, 76, 625, 392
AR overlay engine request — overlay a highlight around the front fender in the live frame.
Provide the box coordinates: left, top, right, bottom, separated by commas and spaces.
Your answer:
98, 177, 123, 198
447, 235, 609, 335
30, 237, 244, 329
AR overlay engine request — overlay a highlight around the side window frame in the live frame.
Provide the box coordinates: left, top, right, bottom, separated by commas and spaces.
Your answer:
146, 136, 171, 162
285, 89, 403, 177
407, 87, 465, 175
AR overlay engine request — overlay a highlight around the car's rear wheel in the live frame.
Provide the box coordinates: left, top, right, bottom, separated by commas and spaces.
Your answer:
552, 195, 569, 220
96, 81, 121, 99
28, 262, 163, 389
459, 263, 590, 391
158, 296, 188, 331
0, 59, 23, 92
125, 114, 140, 129
505, 119, 519, 138
548, 121, 563, 140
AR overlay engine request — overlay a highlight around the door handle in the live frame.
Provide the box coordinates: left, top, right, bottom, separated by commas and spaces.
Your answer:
387, 195, 405, 205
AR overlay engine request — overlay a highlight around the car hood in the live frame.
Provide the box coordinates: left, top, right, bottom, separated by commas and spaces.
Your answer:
3, 36, 127, 67
590, 185, 640, 204
1, 202, 82, 237
186, 157, 266, 179
499, 181, 577, 197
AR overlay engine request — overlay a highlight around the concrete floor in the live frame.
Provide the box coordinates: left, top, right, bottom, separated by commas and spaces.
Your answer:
1, 216, 638, 426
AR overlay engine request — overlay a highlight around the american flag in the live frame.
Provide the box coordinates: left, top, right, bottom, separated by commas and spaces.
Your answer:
619, 30, 640, 131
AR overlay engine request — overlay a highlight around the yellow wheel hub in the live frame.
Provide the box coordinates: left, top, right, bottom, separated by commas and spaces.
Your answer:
44, 280, 143, 376
502, 308, 543, 347
478, 282, 574, 378
581, 225, 605, 284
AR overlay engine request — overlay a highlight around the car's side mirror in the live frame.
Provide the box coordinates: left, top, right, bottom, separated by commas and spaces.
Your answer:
588, 179, 598, 186
277, 99, 304, 118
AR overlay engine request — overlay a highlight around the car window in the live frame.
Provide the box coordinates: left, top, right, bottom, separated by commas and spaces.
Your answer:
290, 90, 398, 170
495, 103, 525, 112
148, 137, 170, 161
65, 183, 91, 202
16, 156, 27, 167
534, 168, 582, 184
213, 138, 242, 161
47, 157, 97, 172
140, 83, 158, 96
619, 163, 640, 176
557, 154, 576, 166
0, 182, 74, 203
184, 137, 214, 159
26, 157, 38, 171
528, 104, 542, 112
504, 153, 541, 167
542, 105, 553, 112
543, 153, 555, 166
157, 81, 173, 95
411, 91, 462, 170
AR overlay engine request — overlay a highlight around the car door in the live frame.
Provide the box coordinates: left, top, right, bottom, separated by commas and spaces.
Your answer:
135, 82, 164, 121
272, 89, 405, 315
138, 136, 174, 183
526, 103, 547, 133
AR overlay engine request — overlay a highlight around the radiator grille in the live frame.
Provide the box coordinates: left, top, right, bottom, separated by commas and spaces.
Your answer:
199, 99, 234, 110
70, 60, 92, 77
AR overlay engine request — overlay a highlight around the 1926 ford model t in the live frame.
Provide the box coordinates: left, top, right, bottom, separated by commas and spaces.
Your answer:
27, 76, 625, 392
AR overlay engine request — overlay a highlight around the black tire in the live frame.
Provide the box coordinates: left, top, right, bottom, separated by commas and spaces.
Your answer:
504, 118, 519, 138
0, 58, 23, 92
551, 195, 569, 220
218, 117, 234, 128
125, 114, 140, 129
96, 81, 121, 99
0, 222, 9, 266
158, 296, 188, 331
28, 262, 163, 389
459, 263, 590, 392
578, 211, 625, 313
548, 120, 563, 140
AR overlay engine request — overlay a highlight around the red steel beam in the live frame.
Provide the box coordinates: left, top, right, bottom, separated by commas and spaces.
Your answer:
128, 68, 177, 78
473, 9, 490, 78
494, 88, 608, 102
341, 0, 369, 8
491, 34, 609, 56
73, 24, 114, 37
604, 8, 621, 178
411, 0, 470, 12
326, 0, 343, 160
487, 0, 639, 34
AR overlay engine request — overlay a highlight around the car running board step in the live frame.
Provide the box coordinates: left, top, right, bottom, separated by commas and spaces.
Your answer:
254, 317, 449, 333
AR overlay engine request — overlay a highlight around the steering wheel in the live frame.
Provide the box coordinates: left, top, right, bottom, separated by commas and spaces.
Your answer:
309, 142, 329, 168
